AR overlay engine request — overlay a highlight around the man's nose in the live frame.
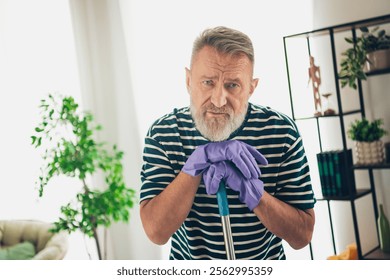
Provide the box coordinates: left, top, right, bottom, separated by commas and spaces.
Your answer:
210, 84, 227, 108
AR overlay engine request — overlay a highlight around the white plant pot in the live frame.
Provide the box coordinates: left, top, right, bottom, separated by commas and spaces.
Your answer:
355, 140, 385, 165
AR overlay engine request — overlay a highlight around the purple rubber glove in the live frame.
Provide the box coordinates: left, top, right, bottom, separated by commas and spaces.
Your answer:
182, 140, 268, 178
203, 161, 265, 211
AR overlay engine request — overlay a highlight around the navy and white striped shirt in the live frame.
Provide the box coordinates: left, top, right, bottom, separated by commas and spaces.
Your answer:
140, 103, 315, 259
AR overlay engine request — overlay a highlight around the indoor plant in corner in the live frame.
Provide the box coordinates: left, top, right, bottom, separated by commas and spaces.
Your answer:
347, 118, 387, 165
31, 93, 137, 259
339, 26, 390, 89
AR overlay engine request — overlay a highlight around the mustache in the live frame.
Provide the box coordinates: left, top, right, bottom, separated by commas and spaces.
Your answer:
203, 104, 232, 114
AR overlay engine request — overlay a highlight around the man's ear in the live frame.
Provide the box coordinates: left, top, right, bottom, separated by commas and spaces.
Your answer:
185, 67, 191, 93
249, 78, 259, 96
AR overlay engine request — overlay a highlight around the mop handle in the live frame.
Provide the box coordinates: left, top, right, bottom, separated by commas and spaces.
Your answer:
216, 181, 229, 216
216, 181, 236, 260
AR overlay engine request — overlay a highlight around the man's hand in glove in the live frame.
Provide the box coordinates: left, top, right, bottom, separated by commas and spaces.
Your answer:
182, 140, 268, 178
203, 161, 266, 211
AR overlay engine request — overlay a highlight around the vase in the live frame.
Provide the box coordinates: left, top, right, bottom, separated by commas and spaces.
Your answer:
378, 204, 390, 253
365, 49, 390, 73
355, 140, 385, 165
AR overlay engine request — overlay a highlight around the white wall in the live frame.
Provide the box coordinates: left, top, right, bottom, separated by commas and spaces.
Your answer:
312, 0, 390, 29
310, 0, 390, 257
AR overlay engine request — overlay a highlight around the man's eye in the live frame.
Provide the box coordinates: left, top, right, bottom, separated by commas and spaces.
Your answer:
203, 80, 214, 86
225, 83, 239, 89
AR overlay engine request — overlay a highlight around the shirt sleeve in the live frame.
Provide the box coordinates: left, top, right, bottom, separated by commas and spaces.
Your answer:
140, 134, 176, 203
274, 126, 316, 210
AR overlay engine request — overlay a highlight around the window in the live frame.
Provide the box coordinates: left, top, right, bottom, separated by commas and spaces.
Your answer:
0, 0, 93, 259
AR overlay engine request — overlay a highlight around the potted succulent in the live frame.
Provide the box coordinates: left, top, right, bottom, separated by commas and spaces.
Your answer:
339, 26, 390, 89
31, 93, 137, 259
347, 118, 387, 165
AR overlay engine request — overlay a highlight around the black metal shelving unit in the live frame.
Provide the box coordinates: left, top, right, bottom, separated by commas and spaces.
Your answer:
283, 14, 390, 260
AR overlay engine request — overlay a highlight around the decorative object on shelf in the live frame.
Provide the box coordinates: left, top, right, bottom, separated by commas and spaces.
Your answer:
378, 204, 390, 253
339, 26, 390, 89
347, 118, 387, 165
355, 141, 385, 165
31, 93, 137, 260
365, 48, 390, 73
308, 55, 322, 116
327, 243, 358, 260
385, 142, 390, 164
321, 92, 336, 116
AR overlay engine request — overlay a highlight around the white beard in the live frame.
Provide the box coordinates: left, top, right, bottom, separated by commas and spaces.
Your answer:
190, 101, 247, 142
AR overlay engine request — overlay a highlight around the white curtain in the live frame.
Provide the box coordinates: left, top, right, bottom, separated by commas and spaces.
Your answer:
68, 0, 161, 259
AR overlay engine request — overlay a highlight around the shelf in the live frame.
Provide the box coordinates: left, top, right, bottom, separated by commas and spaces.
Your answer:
363, 247, 390, 260
366, 67, 390, 76
284, 14, 390, 38
294, 109, 361, 121
317, 189, 371, 201
285, 14, 390, 261
353, 163, 390, 170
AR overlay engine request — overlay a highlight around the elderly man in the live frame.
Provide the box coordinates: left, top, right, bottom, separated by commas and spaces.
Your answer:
140, 26, 315, 260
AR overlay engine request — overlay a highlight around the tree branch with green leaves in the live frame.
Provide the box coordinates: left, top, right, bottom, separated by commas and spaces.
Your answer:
31, 94, 137, 259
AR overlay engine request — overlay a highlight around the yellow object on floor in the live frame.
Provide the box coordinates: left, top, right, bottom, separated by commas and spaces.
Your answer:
327, 243, 358, 260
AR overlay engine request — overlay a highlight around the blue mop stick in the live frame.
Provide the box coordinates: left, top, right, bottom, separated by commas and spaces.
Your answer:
216, 181, 236, 260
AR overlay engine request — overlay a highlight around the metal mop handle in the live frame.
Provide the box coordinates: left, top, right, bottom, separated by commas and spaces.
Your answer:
216, 181, 236, 260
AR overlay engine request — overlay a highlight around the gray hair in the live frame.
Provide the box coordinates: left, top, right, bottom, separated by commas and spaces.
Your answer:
191, 26, 255, 66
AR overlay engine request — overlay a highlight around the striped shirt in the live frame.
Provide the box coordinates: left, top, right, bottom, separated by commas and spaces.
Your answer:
140, 103, 316, 260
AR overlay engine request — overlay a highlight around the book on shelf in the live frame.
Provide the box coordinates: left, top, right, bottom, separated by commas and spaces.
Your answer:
338, 149, 356, 196
316, 152, 333, 196
331, 151, 343, 196
316, 149, 356, 197
326, 151, 337, 196
316, 153, 327, 196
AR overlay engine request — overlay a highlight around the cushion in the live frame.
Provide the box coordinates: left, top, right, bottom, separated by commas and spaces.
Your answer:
0, 241, 36, 260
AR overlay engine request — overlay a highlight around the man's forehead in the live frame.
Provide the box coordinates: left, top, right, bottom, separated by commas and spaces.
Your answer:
192, 46, 252, 74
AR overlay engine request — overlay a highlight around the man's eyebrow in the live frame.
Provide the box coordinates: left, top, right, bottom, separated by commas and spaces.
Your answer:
200, 75, 218, 80
225, 78, 241, 83
199, 76, 242, 83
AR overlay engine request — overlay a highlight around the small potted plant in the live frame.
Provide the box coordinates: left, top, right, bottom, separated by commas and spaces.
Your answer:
347, 118, 387, 165
339, 26, 390, 89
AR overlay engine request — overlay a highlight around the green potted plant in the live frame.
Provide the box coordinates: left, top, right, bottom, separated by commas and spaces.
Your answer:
339, 26, 390, 89
31, 94, 137, 259
347, 118, 387, 164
